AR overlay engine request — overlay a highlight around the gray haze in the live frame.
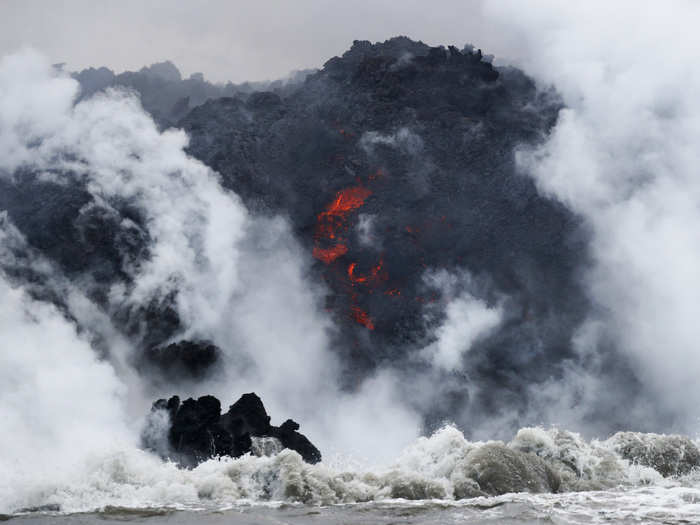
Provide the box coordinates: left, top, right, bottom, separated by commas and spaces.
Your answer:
0, 0, 516, 83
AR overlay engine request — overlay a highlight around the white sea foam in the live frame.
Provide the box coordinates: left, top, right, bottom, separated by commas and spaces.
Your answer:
4, 425, 700, 516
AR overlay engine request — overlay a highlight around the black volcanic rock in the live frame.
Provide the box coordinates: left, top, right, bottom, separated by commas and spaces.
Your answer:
273, 419, 322, 464
167, 395, 234, 464
144, 392, 321, 467
178, 36, 593, 432
144, 340, 220, 379
220, 392, 272, 435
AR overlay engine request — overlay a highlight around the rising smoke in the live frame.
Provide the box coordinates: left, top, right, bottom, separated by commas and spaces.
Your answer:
0, 49, 420, 512
483, 0, 700, 435
420, 270, 503, 373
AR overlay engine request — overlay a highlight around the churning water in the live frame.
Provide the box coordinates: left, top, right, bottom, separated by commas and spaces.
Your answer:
5, 425, 700, 524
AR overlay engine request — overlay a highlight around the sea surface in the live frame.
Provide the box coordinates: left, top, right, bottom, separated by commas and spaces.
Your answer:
8, 490, 700, 525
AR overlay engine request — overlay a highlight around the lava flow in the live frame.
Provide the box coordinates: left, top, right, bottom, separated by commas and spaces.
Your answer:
313, 183, 379, 329
313, 185, 372, 264
351, 305, 375, 330
313, 244, 348, 264
348, 259, 387, 284
313, 178, 401, 330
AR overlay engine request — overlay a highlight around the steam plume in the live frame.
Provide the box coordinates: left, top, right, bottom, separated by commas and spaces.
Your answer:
484, 0, 700, 433
0, 48, 421, 493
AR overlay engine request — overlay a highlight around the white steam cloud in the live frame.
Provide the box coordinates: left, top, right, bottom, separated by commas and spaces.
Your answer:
421, 270, 502, 372
485, 1, 700, 432
360, 127, 424, 156
426, 295, 502, 372
0, 275, 130, 509
0, 49, 420, 512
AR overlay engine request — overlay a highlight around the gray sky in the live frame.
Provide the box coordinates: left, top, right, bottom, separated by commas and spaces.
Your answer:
0, 0, 523, 83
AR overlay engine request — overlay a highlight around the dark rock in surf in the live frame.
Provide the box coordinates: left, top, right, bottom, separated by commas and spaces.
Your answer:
166, 395, 234, 464
220, 392, 272, 435
142, 392, 321, 467
273, 419, 322, 464
219, 393, 321, 463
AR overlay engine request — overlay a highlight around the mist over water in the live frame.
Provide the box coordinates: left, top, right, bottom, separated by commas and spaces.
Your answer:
2, 2, 700, 521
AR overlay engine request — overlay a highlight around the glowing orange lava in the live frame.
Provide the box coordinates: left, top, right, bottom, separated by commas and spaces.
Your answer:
313, 186, 372, 262
370, 259, 387, 282
351, 306, 375, 330
347, 262, 368, 283
313, 244, 348, 264
347, 259, 387, 284
311, 171, 454, 329
316, 187, 372, 231
312, 174, 397, 330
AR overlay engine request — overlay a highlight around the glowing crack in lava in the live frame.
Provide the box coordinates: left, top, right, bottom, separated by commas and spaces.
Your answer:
313, 244, 349, 264
313, 176, 411, 329
351, 305, 375, 330
313, 183, 380, 329
312, 177, 453, 329
347, 262, 367, 283
313, 185, 372, 255
348, 260, 387, 285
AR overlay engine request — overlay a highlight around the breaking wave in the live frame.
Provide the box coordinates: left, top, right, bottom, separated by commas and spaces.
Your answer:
5, 425, 700, 516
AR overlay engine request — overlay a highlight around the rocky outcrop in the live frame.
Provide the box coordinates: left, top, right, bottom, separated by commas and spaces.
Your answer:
143, 392, 321, 467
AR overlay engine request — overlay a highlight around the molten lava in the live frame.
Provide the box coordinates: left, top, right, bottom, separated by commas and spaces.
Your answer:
347, 259, 387, 284
313, 244, 348, 264
347, 262, 368, 283
312, 179, 396, 330
351, 306, 375, 330
313, 185, 372, 263
315, 186, 372, 240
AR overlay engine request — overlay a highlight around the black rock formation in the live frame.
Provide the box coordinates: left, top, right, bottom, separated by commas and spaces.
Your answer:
144, 392, 321, 467
179, 37, 596, 429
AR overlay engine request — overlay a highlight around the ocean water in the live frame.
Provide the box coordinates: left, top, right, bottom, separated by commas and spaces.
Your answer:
9, 489, 700, 524
5, 426, 700, 524
9, 492, 700, 525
